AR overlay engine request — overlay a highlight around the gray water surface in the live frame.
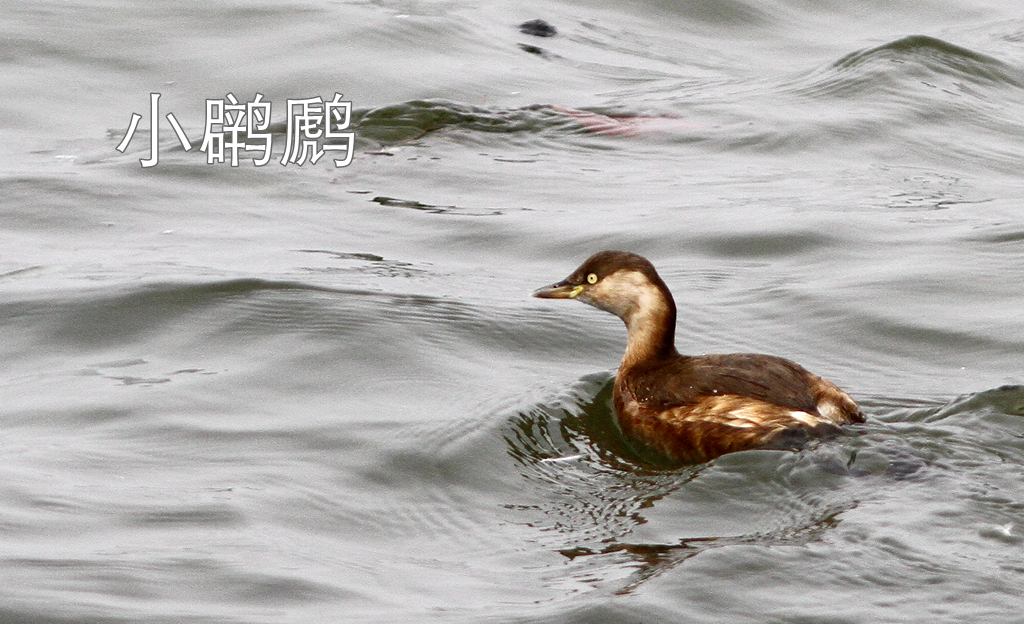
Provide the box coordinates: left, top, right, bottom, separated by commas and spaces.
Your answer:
2, 0, 1023, 622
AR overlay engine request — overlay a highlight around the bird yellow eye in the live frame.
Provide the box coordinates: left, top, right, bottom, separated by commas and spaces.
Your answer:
587, 273, 598, 284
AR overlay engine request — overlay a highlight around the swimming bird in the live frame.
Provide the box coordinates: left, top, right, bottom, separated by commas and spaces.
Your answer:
533, 251, 864, 464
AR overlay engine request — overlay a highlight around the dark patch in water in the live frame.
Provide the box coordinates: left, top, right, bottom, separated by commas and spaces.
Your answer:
519, 19, 557, 38
696, 230, 836, 258
295, 250, 386, 262
108, 375, 171, 386
349, 99, 572, 144
518, 43, 553, 58
371, 195, 504, 216
126, 506, 244, 527
294, 249, 426, 277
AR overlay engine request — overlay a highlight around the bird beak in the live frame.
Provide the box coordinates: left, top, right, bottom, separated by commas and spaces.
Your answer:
532, 280, 585, 299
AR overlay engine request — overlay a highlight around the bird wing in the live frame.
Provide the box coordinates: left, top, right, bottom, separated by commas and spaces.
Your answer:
644, 353, 824, 415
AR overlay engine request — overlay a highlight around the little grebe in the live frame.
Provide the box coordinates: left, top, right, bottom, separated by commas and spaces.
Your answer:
533, 251, 863, 464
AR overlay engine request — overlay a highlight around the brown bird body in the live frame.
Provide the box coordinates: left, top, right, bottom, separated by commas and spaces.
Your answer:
533, 250, 863, 464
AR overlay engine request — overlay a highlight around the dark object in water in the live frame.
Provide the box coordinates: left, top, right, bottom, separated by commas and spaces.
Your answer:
519, 19, 557, 38
518, 44, 551, 58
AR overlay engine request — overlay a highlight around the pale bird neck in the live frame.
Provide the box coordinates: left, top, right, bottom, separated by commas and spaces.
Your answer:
620, 282, 677, 368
